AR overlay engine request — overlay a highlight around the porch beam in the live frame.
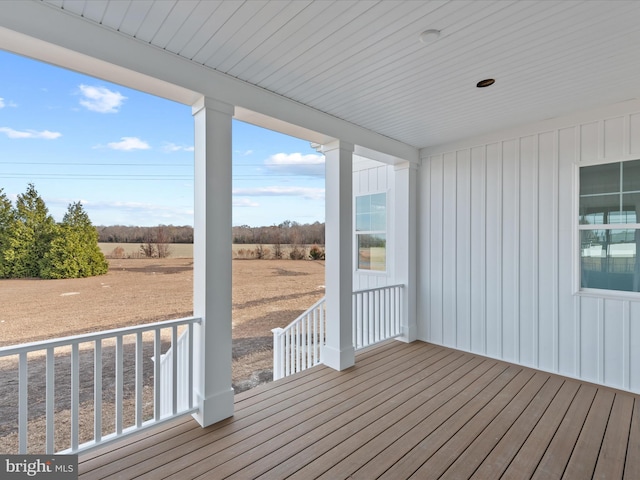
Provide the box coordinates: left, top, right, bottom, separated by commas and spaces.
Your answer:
322, 140, 355, 371
192, 97, 234, 427
394, 162, 419, 342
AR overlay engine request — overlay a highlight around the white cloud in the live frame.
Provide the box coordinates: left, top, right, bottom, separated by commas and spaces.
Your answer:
264, 152, 324, 176
233, 198, 260, 208
235, 149, 253, 156
233, 186, 325, 200
74, 200, 193, 226
0, 98, 4, 109
78, 84, 126, 113
0, 127, 62, 139
162, 142, 194, 153
106, 137, 151, 151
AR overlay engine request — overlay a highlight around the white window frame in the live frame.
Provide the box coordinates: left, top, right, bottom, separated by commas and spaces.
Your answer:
355, 191, 387, 273
578, 159, 640, 297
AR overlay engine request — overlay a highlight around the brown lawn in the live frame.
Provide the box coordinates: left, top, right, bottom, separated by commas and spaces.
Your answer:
0, 257, 325, 362
0, 258, 325, 453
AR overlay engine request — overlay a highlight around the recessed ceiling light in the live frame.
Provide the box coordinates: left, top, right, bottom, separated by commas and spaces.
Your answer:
419, 29, 441, 44
476, 78, 495, 88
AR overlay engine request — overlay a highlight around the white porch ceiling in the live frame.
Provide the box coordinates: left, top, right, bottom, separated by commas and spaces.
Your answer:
9, 1, 640, 151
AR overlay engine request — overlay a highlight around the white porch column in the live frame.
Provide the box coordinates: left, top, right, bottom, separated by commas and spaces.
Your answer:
394, 161, 418, 342
191, 97, 234, 426
322, 140, 355, 370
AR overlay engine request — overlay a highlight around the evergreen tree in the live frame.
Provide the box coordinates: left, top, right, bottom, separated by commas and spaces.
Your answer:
0, 188, 16, 278
5, 184, 56, 278
41, 201, 108, 279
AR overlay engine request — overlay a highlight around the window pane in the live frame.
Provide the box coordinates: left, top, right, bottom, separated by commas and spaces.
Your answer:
623, 159, 640, 192
580, 162, 620, 195
371, 193, 386, 210
357, 233, 386, 271
370, 212, 386, 231
579, 194, 619, 224
620, 193, 640, 223
356, 195, 370, 214
356, 213, 370, 231
581, 229, 640, 292
355, 193, 386, 232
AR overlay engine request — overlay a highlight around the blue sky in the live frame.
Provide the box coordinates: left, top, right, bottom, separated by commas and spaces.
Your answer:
0, 50, 325, 227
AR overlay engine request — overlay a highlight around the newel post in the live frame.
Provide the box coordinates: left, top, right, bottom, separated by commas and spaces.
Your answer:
271, 328, 284, 381
191, 97, 234, 426
321, 140, 355, 371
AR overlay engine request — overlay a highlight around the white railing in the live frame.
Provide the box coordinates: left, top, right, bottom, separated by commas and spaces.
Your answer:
0, 316, 200, 454
271, 297, 326, 381
353, 284, 403, 350
157, 329, 191, 418
272, 284, 403, 380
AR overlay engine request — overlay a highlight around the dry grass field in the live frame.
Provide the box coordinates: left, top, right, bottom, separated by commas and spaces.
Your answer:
98, 242, 193, 258
0, 257, 325, 453
98, 242, 322, 259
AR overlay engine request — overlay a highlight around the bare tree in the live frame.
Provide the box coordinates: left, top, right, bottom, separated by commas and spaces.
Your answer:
272, 225, 283, 259
155, 225, 171, 258
140, 230, 156, 258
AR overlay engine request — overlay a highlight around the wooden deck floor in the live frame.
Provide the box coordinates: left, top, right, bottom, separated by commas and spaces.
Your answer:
79, 340, 640, 479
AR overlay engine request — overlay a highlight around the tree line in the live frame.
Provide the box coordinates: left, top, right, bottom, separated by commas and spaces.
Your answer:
232, 221, 325, 245
0, 184, 108, 279
97, 221, 326, 246
97, 225, 194, 243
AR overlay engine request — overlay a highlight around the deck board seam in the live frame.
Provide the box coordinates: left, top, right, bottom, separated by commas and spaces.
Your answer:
84, 344, 452, 479
151, 350, 468, 479
77, 343, 640, 480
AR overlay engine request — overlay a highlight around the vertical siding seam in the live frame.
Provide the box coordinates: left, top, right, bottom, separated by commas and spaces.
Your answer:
441, 158, 445, 344
498, 143, 503, 359
515, 138, 521, 364
577, 122, 583, 164
598, 298, 605, 384
482, 146, 487, 355
571, 159, 582, 379
575, 296, 581, 377
553, 130, 559, 373
572, 126, 580, 377
468, 153, 472, 352
623, 301, 630, 390
597, 119, 605, 161
454, 153, 458, 348
533, 135, 540, 367
624, 113, 630, 157
426, 158, 432, 341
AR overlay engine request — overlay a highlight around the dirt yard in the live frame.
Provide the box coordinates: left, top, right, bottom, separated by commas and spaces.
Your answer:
0, 258, 325, 453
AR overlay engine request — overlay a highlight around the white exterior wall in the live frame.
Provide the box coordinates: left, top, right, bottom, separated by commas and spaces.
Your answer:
418, 99, 640, 393
353, 157, 395, 291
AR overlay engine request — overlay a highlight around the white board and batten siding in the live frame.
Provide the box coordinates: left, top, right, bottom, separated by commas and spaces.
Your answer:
418, 99, 640, 394
353, 156, 395, 291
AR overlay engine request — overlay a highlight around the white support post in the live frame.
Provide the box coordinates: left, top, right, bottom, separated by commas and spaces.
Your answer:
271, 328, 284, 381
394, 161, 418, 342
192, 97, 234, 427
322, 140, 355, 370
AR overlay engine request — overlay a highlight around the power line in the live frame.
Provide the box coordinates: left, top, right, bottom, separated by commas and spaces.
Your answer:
0, 161, 322, 167
2, 174, 323, 180
0, 162, 191, 167
2, 174, 192, 180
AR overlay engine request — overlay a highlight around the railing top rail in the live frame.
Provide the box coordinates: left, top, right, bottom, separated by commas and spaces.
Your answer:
0, 316, 202, 357
273, 284, 406, 338
278, 296, 326, 334
352, 283, 404, 295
